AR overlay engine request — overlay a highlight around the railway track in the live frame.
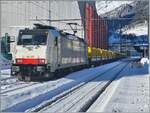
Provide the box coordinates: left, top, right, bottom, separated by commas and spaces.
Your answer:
0, 76, 16, 81
1, 82, 39, 94
1, 73, 40, 94
29, 61, 129, 112
0, 76, 18, 86
1, 80, 26, 87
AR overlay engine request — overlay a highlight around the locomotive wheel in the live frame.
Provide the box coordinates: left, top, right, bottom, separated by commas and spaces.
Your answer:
49, 72, 55, 79
25, 76, 31, 82
11, 71, 15, 76
17, 74, 23, 81
44, 72, 55, 80
11, 69, 16, 76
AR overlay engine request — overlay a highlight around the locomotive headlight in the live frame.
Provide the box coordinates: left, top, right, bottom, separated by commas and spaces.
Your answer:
16, 59, 23, 63
39, 59, 45, 64
41, 59, 45, 63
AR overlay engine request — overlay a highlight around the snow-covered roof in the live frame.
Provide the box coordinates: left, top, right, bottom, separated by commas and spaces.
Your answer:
96, 1, 133, 15
122, 23, 148, 36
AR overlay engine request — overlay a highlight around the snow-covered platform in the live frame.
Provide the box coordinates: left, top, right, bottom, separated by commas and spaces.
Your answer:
88, 61, 149, 112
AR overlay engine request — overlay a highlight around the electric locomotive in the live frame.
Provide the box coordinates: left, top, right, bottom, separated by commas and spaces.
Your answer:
11, 24, 88, 81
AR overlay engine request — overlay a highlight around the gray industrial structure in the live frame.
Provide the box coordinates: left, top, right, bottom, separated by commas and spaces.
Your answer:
0, 1, 84, 38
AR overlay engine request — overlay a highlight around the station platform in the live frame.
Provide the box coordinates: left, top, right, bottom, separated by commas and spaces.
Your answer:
88, 60, 149, 112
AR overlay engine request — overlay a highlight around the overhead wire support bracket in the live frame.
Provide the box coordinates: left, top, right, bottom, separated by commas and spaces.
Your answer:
66, 22, 79, 35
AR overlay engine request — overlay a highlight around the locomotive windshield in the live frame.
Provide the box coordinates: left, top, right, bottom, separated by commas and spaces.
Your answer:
18, 32, 47, 45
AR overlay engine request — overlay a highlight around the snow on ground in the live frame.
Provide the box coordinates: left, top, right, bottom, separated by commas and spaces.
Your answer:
0, 54, 11, 79
0, 69, 11, 79
1, 60, 122, 112
0, 55, 11, 70
88, 60, 149, 112
39, 62, 127, 112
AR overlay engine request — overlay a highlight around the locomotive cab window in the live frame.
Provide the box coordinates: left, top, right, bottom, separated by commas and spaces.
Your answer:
19, 35, 32, 45
18, 32, 47, 45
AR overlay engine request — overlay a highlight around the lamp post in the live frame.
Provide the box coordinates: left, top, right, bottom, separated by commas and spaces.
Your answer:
49, 0, 51, 26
